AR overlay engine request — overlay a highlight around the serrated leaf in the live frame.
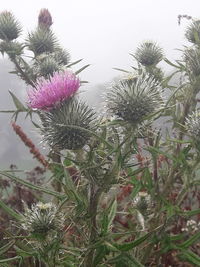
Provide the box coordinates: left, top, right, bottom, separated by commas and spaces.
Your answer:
92, 245, 108, 266
178, 249, 200, 266
112, 231, 152, 251
0, 199, 21, 220
164, 58, 182, 69
107, 253, 144, 267
9, 91, 27, 111
102, 199, 117, 234
0, 241, 15, 256
181, 208, 200, 217
145, 146, 175, 161
179, 231, 200, 249
0, 171, 64, 200
0, 256, 22, 263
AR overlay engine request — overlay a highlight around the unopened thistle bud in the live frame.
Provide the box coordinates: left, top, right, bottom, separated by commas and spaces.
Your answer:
185, 110, 200, 141
38, 56, 60, 78
184, 47, 200, 76
0, 11, 21, 41
185, 20, 200, 44
21, 202, 64, 239
0, 40, 23, 58
133, 192, 152, 215
38, 8, 53, 29
53, 47, 70, 65
107, 72, 163, 124
39, 98, 96, 150
134, 41, 163, 66
27, 27, 57, 56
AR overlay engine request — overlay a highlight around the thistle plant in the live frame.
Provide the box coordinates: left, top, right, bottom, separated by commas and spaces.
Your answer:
134, 41, 163, 66
0, 11, 21, 41
0, 9, 200, 267
22, 202, 64, 240
185, 110, 200, 141
107, 72, 164, 124
183, 47, 200, 77
40, 98, 96, 150
185, 19, 200, 44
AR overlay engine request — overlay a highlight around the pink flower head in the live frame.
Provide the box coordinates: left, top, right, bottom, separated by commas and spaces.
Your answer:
28, 71, 80, 110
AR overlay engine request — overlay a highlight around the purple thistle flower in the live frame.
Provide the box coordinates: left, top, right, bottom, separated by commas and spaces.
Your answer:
28, 71, 80, 110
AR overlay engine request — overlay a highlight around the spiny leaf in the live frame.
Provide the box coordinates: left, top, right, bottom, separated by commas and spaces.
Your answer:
178, 249, 200, 266
111, 231, 152, 251
9, 91, 27, 111
0, 241, 16, 256
0, 199, 21, 220
179, 231, 200, 249
0, 171, 64, 200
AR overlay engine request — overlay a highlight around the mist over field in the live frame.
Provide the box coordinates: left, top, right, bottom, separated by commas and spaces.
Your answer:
1, 0, 200, 167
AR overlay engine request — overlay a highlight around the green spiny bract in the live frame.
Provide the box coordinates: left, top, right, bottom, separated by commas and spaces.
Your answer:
40, 98, 96, 150
0, 11, 21, 41
27, 27, 57, 56
107, 73, 163, 124
134, 41, 163, 66
21, 202, 64, 238
185, 110, 200, 141
185, 20, 200, 45
133, 192, 152, 216
184, 47, 200, 77
0, 40, 24, 58
38, 56, 60, 78
53, 47, 70, 65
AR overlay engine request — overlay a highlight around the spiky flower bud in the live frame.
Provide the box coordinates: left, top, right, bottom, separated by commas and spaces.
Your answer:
133, 192, 151, 215
185, 110, 200, 141
27, 27, 57, 56
38, 8, 53, 29
53, 47, 70, 65
28, 70, 80, 110
185, 20, 200, 44
0, 40, 23, 58
184, 47, 200, 76
134, 41, 163, 66
21, 202, 64, 239
107, 73, 163, 124
39, 57, 60, 78
40, 98, 96, 150
0, 11, 21, 41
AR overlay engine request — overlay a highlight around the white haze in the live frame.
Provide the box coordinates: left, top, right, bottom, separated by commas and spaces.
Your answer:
1, 0, 200, 85
1, 0, 200, 167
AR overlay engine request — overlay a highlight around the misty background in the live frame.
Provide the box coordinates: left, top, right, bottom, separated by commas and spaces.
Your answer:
1, 0, 200, 168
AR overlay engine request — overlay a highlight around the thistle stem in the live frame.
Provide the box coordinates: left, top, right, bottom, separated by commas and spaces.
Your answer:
83, 184, 102, 267
11, 56, 36, 87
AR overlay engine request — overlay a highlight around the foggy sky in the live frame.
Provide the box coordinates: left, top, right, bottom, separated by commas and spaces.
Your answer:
1, 0, 200, 86
1, 0, 200, 167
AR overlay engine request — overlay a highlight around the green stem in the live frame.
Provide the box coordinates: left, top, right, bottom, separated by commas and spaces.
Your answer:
83, 184, 102, 267
50, 149, 62, 193
11, 56, 36, 87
